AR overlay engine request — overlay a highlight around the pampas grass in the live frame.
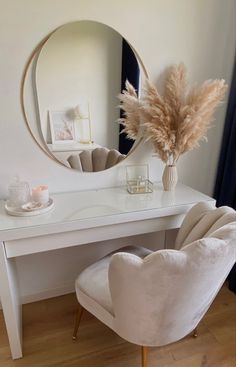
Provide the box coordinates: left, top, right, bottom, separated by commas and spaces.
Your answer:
118, 63, 227, 165
118, 81, 142, 140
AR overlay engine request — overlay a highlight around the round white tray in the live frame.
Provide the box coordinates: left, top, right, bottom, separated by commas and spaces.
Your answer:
5, 198, 54, 217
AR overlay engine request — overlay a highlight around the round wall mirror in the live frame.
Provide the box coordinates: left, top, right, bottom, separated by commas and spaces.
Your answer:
22, 20, 148, 172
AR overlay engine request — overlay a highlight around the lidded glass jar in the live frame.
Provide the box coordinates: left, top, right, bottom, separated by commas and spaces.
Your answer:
8, 176, 31, 208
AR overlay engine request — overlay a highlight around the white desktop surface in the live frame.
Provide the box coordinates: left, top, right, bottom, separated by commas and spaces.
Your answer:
47, 142, 100, 152
0, 183, 213, 237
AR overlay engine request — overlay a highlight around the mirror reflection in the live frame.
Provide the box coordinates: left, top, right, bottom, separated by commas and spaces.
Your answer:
23, 20, 147, 171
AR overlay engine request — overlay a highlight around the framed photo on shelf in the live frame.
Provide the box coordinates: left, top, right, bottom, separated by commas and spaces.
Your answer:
49, 110, 76, 145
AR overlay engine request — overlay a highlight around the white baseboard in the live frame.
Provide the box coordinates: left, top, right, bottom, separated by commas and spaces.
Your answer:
0, 283, 75, 310
22, 283, 75, 304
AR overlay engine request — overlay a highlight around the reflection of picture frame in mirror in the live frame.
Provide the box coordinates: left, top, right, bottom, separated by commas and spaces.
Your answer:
49, 110, 76, 145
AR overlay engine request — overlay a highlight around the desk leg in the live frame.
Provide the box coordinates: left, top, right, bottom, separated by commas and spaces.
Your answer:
0, 242, 23, 359
164, 229, 178, 249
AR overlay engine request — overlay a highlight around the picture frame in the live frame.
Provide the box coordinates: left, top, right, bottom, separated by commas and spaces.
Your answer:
49, 110, 76, 145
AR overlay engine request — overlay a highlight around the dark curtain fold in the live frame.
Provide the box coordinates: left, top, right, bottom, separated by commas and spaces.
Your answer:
119, 39, 140, 155
214, 58, 236, 293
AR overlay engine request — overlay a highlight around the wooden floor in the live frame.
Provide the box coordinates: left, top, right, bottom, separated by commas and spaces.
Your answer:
0, 284, 235, 366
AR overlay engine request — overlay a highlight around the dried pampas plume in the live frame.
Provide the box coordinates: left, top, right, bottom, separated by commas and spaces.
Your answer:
118, 64, 227, 165
118, 80, 142, 140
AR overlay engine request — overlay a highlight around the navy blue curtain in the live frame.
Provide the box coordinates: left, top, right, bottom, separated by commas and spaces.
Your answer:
119, 39, 140, 154
214, 58, 236, 293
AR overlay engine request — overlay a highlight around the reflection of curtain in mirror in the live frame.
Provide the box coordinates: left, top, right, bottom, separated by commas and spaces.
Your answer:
214, 59, 236, 293
119, 39, 140, 154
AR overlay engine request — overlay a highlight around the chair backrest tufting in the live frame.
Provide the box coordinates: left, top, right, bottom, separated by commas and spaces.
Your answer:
67, 147, 126, 172
175, 202, 236, 249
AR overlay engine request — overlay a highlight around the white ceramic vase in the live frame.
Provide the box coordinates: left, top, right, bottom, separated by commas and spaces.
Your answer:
162, 165, 178, 191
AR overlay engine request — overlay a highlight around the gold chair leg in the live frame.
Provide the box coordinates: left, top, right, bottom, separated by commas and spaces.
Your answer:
72, 305, 84, 340
141, 346, 148, 367
193, 327, 198, 338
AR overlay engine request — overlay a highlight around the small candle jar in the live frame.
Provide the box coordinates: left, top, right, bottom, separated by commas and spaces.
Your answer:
32, 185, 49, 205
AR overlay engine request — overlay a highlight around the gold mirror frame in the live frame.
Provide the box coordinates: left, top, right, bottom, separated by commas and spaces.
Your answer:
20, 21, 149, 171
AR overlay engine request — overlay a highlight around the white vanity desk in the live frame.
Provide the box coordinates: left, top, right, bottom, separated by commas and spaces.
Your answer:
0, 183, 215, 359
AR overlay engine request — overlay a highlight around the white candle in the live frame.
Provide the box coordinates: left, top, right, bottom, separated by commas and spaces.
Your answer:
32, 185, 49, 205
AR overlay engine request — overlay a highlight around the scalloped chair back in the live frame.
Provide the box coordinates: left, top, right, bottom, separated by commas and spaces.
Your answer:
67, 147, 126, 172
74, 202, 236, 365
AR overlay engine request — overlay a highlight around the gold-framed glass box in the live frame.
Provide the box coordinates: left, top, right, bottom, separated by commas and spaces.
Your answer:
126, 164, 153, 194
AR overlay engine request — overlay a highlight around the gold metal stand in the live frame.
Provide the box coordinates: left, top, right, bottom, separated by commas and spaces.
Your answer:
72, 305, 84, 340
141, 346, 148, 367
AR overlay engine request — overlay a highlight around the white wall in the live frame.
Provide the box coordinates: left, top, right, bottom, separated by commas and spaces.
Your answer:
0, 0, 235, 304
36, 21, 122, 149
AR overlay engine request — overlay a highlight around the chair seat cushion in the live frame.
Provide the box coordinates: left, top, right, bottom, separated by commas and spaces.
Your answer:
75, 245, 152, 314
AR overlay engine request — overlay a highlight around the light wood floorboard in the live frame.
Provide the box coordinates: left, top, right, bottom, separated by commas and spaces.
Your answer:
0, 283, 235, 366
